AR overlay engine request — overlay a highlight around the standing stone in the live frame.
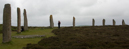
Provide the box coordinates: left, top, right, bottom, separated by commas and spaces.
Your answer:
103, 19, 105, 26
122, 19, 125, 25
17, 7, 21, 33
113, 19, 116, 26
73, 17, 75, 27
50, 15, 54, 28
92, 18, 95, 26
3, 4, 11, 43
23, 9, 28, 30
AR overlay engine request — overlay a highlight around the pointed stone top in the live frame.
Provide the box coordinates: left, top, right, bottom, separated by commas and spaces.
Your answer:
4, 4, 10, 8
122, 19, 124, 21
17, 7, 20, 8
73, 16, 75, 18
23, 9, 26, 15
50, 15, 53, 18
122, 19, 124, 22
24, 9, 26, 11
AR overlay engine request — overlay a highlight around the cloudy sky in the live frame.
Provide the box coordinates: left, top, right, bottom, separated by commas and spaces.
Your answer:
0, 0, 129, 26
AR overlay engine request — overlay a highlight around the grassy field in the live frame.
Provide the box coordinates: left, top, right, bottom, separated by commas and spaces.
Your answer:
0, 27, 56, 49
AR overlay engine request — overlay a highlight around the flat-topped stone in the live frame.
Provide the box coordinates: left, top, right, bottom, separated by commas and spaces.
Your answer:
17, 7, 21, 33
3, 4, 11, 43
73, 17, 75, 27
13, 35, 45, 38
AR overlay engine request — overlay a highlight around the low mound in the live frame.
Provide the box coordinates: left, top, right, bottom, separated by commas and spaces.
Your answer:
24, 26, 129, 49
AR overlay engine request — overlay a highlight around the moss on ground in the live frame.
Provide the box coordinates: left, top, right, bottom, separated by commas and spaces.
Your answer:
25, 26, 129, 49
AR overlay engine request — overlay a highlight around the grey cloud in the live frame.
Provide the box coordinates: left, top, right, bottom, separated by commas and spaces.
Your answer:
0, 0, 129, 26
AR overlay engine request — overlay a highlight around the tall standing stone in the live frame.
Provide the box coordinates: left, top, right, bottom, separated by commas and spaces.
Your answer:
50, 15, 54, 28
113, 19, 116, 26
17, 7, 21, 33
122, 19, 125, 25
103, 19, 105, 26
23, 9, 28, 30
92, 18, 95, 26
3, 4, 11, 43
73, 17, 75, 27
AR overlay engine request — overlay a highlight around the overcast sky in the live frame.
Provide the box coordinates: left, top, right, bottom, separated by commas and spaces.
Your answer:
0, 0, 129, 26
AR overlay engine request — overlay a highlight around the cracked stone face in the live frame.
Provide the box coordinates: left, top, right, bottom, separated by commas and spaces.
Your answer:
3, 4, 11, 43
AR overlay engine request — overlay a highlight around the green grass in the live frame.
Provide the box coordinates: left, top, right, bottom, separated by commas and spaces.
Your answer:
0, 27, 56, 49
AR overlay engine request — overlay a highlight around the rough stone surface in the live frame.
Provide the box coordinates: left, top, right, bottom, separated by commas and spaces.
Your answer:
17, 7, 21, 33
23, 9, 28, 30
122, 19, 125, 25
50, 15, 54, 28
92, 19, 95, 26
13, 35, 45, 38
3, 4, 11, 43
103, 19, 105, 26
113, 19, 116, 26
73, 17, 75, 27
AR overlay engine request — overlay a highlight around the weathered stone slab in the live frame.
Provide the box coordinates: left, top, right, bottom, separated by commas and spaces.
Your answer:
92, 18, 95, 26
73, 17, 75, 27
113, 19, 115, 26
103, 19, 105, 26
122, 19, 125, 25
13, 35, 45, 38
17, 7, 21, 33
3, 4, 11, 43
50, 15, 54, 28
23, 9, 28, 30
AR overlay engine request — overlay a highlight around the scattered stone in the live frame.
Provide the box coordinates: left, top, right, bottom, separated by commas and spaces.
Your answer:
103, 19, 105, 26
17, 7, 21, 33
3, 4, 11, 43
73, 17, 75, 27
92, 18, 95, 26
50, 15, 54, 28
113, 19, 116, 26
23, 9, 28, 30
13, 35, 45, 38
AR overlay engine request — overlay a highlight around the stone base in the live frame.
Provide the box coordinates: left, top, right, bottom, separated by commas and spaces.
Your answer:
13, 35, 45, 38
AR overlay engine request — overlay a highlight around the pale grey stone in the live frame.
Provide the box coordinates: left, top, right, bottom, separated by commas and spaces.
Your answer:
3, 4, 11, 43
23, 9, 28, 30
17, 7, 21, 33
